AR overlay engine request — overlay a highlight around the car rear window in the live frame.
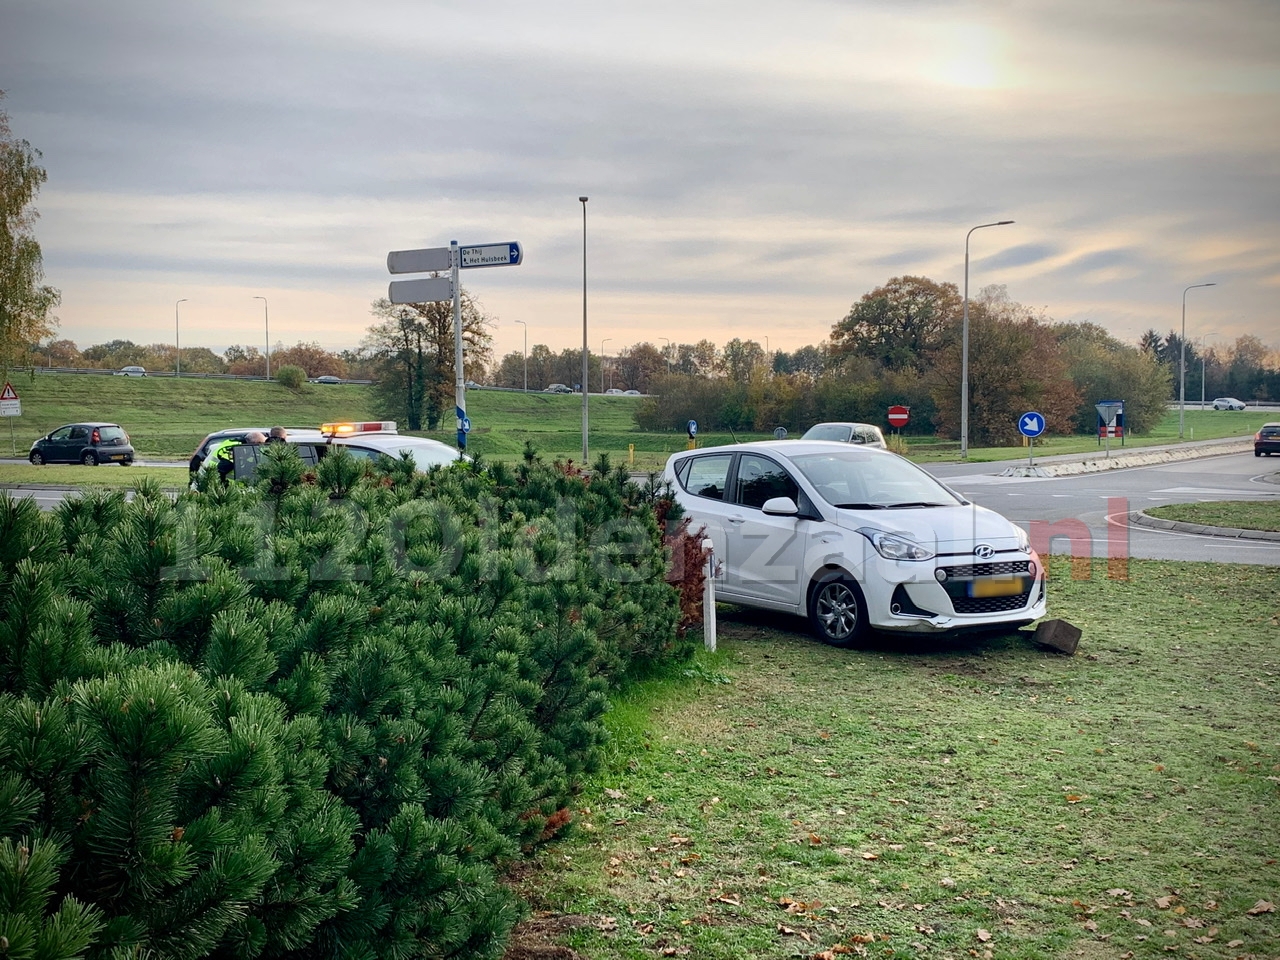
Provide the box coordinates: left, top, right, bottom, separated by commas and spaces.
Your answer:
98, 426, 126, 442
1261, 426, 1280, 437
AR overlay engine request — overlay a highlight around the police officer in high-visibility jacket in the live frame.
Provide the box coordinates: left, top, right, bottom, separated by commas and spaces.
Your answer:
214, 431, 266, 483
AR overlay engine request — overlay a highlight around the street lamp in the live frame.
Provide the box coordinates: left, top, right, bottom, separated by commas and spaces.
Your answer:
1196, 332, 1218, 411
1178, 282, 1216, 438
253, 296, 270, 379
960, 220, 1014, 459
659, 336, 671, 372
600, 337, 611, 393
579, 196, 589, 464
514, 319, 527, 391
174, 298, 188, 376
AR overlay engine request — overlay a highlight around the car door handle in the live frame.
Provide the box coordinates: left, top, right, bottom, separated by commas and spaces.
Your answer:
728, 515, 745, 524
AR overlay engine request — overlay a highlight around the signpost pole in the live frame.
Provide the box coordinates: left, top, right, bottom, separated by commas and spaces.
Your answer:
451, 240, 466, 454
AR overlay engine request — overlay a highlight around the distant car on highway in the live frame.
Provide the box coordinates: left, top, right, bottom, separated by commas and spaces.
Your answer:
1212, 397, 1246, 411
1256, 423, 1280, 457
800, 421, 888, 449
115, 365, 146, 377
311, 375, 343, 384
30, 422, 135, 466
605, 388, 624, 395
544, 383, 572, 394
624, 389, 642, 396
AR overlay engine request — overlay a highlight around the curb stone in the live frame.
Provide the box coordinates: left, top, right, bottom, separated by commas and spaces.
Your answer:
1129, 509, 1280, 542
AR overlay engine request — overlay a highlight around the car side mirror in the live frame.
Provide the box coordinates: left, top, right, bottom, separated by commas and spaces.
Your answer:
761, 496, 799, 516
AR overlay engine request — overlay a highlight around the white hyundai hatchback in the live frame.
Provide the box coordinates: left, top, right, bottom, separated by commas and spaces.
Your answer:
663, 440, 1046, 645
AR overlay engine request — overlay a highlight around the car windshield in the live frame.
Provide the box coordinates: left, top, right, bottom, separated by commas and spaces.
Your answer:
802, 424, 853, 442
789, 450, 962, 509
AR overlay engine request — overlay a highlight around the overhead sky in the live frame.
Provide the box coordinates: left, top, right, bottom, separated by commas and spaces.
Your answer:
3, 0, 1277, 363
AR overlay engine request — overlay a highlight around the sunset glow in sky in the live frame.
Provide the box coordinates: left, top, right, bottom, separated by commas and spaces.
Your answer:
3, 0, 1277, 361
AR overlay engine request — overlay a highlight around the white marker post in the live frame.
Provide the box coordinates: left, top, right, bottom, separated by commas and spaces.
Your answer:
703, 538, 717, 652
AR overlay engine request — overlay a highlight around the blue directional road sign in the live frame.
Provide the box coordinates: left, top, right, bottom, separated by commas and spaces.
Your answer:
460, 242, 522, 269
687, 420, 698, 438
1018, 411, 1046, 438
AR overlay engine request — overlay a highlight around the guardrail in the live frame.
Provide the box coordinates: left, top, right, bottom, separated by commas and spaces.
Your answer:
19, 367, 373, 384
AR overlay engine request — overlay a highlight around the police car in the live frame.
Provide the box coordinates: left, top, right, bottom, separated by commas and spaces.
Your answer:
217, 422, 464, 482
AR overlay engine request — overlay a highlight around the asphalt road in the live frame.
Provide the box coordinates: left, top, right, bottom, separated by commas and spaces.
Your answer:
928, 450, 1280, 565
6, 447, 1279, 565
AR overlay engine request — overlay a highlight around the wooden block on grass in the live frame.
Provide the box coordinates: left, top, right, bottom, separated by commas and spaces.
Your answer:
1033, 618, 1081, 655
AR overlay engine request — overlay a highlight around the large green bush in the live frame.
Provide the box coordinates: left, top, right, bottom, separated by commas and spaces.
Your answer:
0, 447, 690, 959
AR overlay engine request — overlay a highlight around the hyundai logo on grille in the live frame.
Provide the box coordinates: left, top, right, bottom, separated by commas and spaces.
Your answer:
974, 544, 995, 560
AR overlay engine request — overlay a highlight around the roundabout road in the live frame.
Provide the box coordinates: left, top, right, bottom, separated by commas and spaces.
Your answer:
929, 450, 1280, 565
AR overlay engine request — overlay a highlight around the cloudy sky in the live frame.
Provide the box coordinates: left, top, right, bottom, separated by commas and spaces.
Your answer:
3, 0, 1277, 363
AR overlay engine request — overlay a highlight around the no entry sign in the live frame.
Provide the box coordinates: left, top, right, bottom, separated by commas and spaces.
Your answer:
887, 405, 909, 428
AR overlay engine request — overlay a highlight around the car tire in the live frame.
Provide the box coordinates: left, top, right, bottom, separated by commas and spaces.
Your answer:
81, 452, 98, 466
808, 571, 868, 647
1257, 450, 1263, 457
29, 451, 44, 465
121, 459, 133, 466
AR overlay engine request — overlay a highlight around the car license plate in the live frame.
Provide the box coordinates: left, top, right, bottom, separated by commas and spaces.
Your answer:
969, 577, 1026, 598
110, 454, 124, 461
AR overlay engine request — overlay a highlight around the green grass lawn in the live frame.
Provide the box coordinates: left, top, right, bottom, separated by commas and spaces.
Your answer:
507, 557, 1280, 960
1146, 501, 1280, 533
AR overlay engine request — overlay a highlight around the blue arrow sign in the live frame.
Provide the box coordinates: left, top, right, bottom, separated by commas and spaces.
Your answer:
1018, 411, 1046, 438
687, 419, 698, 438
460, 242, 522, 269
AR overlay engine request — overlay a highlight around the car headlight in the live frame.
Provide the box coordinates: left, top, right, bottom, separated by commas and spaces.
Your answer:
857, 528, 935, 562
1014, 524, 1032, 554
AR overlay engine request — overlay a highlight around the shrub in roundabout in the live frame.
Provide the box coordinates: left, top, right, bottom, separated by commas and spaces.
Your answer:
0, 445, 694, 959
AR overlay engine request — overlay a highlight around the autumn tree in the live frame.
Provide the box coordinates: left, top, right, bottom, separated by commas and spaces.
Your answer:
928, 286, 1078, 446
363, 292, 492, 430
1053, 321, 1170, 434
614, 342, 667, 393
719, 338, 766, 383
268, 341, 348, 379
831, 275, 959, 373
0, 91, 60, 376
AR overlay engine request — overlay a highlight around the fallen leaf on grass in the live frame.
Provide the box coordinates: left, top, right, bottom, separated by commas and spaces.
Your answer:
809, 833, 824, 845
976, 929, 992, 942
604, 787, 625, 799
1154, 895, 1176, 909
1247, 900, 1275, 914
860, 851, 879, 860
1228, 939, 1244, 947
597, 916, 618, 932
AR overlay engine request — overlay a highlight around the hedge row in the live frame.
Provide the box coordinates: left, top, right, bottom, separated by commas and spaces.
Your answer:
0, 446, 695, 959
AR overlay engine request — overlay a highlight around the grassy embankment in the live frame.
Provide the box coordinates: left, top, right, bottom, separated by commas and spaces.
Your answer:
0, 372, 1270, 485
507, 557, 1280, 960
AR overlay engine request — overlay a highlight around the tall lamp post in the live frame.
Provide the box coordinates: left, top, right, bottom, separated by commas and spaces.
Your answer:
253, 296, 270, 379
960, 219, 1014, 459
659, 336, 671, 373
579, 196, 589, 464
514, 319, 527, 391
174, 298, 188, 376
1197, 332, 1218, 411
600, 337, 611, 393
1178, 282, 1216, 438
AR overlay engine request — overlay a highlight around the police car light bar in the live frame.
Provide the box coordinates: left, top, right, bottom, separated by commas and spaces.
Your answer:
320, 421, 397, 436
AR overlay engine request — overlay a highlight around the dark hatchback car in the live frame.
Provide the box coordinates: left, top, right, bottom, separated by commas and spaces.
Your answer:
1256, 423, 1280, 457
30, 422, 135, 466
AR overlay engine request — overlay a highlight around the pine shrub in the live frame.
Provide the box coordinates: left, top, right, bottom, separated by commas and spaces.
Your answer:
0, 444, 692, 959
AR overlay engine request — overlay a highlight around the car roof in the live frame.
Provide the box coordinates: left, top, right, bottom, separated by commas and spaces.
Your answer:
333, 434, 464, 465
58, 421, 123, 428
666, 439, 892, 463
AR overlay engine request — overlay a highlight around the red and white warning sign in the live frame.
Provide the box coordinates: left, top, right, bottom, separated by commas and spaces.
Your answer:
0, 381, 21, 417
